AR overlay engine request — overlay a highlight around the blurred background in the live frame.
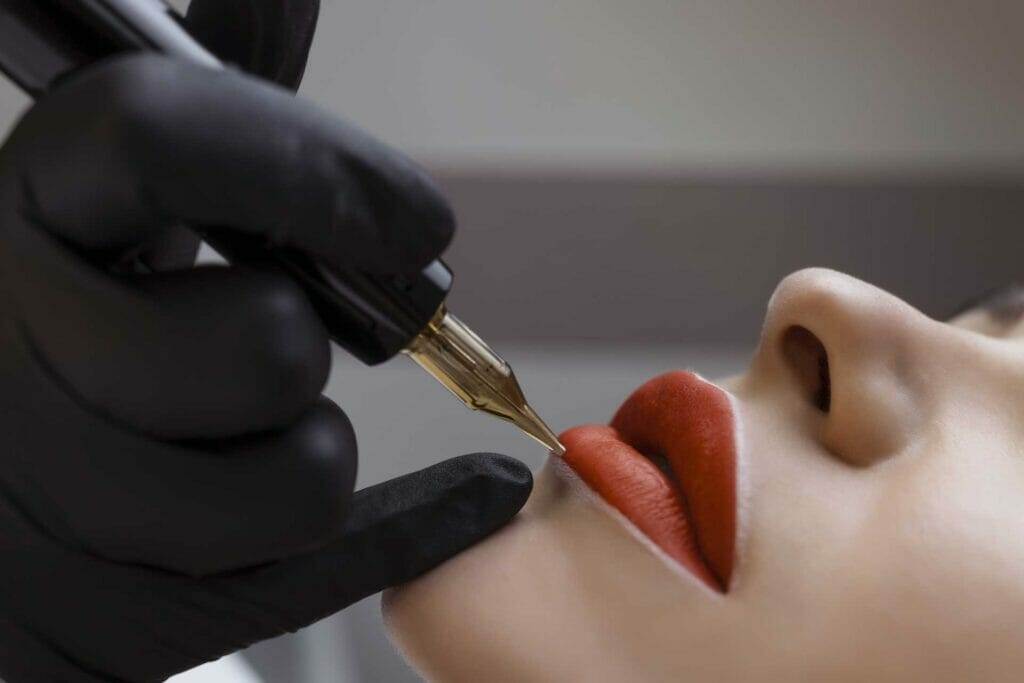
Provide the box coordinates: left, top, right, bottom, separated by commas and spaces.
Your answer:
2, 0, 1023, 680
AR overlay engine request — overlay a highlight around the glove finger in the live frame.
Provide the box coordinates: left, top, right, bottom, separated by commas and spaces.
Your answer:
0, 455, 526, 680
0, 53, 454, 274
186, 0, 320, 91
126, 266, 330, 438
3, 216, 329, 438
0, 621, 107, 683
213, 453, 532, 629
2, 541, 258, 682
7, 391, 357, 576
105, 0, 322, 273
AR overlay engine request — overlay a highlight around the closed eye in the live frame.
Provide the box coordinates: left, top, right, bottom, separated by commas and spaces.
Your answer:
948, 283, 1024, 325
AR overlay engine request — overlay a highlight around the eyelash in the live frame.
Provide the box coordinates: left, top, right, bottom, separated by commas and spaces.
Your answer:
949, 284, 1024, 324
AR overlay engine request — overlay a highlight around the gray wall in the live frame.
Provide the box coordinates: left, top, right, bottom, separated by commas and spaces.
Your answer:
300, 0, 1024, 173
4, 1, 1024, 172
438, 173, 1024, 343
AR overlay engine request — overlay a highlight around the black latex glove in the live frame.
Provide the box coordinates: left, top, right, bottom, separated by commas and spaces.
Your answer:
0, 1, 532, 681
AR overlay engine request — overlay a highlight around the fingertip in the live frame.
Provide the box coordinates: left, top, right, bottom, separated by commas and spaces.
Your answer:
336, 151, 457, 273
408, 169, 456, 264
450, 452, 534, 513
269, 398, 358, 552
409, 453, 532, 543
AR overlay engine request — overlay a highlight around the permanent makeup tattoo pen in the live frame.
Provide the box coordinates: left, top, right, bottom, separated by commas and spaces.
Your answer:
0, 0, 565, 454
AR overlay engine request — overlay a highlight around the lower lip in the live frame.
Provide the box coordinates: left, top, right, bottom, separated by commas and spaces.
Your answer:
560, 371, 738, 591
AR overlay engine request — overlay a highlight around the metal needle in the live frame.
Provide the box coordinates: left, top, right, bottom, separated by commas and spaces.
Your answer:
404, 305, 566, 456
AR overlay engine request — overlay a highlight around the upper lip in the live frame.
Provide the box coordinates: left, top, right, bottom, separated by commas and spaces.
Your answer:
560, 370, 739, 591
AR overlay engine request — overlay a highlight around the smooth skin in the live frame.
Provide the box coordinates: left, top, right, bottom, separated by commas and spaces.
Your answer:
385, 268, 1024, 682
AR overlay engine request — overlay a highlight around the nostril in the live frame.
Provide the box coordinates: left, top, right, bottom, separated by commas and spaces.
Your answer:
781, 326, 831, 412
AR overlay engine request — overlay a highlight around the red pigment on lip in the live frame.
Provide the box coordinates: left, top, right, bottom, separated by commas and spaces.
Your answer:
562, 371, 737, 591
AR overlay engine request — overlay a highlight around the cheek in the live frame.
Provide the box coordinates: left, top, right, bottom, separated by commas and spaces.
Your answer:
728, 392, 1024, 675
839, 451, 1024, 665
382, 515, 570, 682
885, 447, 1024, 594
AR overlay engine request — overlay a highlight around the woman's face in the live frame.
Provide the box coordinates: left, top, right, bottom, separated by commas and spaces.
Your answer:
384, 269, 1024, 682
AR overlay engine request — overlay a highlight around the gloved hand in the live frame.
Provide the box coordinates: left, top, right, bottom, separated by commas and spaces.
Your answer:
0, 1, 532, 681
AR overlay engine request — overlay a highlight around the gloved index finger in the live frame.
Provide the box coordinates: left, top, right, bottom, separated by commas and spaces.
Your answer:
2, 53, 454, 274
214, 453, 533, 631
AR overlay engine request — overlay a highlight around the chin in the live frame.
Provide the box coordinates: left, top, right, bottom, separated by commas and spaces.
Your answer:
382, 457, 725, 683
381, 460, 571, 682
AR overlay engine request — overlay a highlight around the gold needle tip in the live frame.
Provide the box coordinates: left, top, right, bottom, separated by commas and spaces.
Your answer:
517, 404, 566, 456
404, 305, 567, 455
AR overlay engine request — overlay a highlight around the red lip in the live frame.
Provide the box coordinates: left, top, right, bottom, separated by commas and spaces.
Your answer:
561, 371, 738, 592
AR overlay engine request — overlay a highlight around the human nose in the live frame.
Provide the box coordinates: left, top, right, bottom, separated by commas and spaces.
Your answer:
751, 268, 935, 467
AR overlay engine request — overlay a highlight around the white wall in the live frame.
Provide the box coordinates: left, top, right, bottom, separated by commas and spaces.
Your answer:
3, 1, 1024, 174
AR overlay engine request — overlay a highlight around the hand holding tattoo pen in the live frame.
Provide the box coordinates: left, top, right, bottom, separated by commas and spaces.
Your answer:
0, 0, 564, 455
0, 0, 546, 679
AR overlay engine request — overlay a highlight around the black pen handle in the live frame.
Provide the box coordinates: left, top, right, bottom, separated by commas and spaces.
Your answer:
202, 229, 452, 365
